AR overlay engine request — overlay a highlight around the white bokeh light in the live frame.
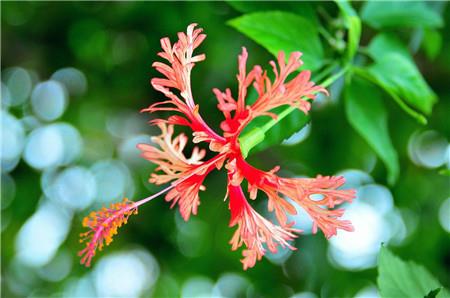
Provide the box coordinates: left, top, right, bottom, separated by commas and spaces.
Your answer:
264, 244, 294, 265
289, 202, 314, 234
1, 110, 25, 172
118, 134, 152, 166
327, 182, 406, 270
1, 82, 12, 107
23, 123, 82, 170
23, 125, 64, 169
213, 273, 250, 298
63, 274, 97, 297
37, 249, 73, 282
15, 200, 72, 267
41, 168, 59, 198
335, 169, 374, 190
93, 249, 159, 298
408, 130, 449, 168
357, 184, 393, 215
20, 115, 42, 131
282, 124, 311, 146
446, 146, 450, 169
290, 292, 318, 298
91, 159, 134, 204
106, 110, 147, 138
31, 80, 68, 121
384, 209, 408, 245
329, 202, 385, 270
48, 166, 97, 210
1, 157, 21, 173
3, 67, 33, 107
181, 276, 215, 298
51, 67, 87, 96
56, 123, 83, 165
354, 286, 380, 298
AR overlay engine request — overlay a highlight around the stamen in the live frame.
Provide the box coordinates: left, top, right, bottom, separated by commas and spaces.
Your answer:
78, 153, 226, 267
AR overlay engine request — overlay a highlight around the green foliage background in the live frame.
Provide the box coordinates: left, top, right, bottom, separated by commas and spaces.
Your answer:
2, 1, 449, 297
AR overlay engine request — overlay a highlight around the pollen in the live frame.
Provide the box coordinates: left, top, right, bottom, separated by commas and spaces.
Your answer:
78, 198, 138, 267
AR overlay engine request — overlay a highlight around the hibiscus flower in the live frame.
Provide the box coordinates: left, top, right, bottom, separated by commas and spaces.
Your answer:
79, 24, 355, 270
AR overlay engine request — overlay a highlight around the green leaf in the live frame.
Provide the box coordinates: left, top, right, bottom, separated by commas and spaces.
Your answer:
362, 33, 438, 119
422, 29, 442, 60
361, 1, 443, 29
378, 246, 450, 298
336, 0, 361, 62
353, 67, 428, 125
228, 11, 324, 71
367, 53, 437, 116
366, 33, 411, 62
227, 1, 319, 26
345, 76, 399, 185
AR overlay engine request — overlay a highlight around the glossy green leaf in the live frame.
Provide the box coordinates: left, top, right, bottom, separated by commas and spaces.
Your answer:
336, 0, 361, 62
363, 33, 438, 118
367, 53, 437, 116
345, 76, 399, 185
361, 1, 443, 29
228, 11, 324, 71
227, 1, 319, 26
366, 33, 411, 62
378, 246, 450, 298
353, 67, 428, 125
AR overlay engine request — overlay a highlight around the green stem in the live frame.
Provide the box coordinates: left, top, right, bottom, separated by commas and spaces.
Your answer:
313, 61, 339, 84
321, 65, 350, 88
256, 65, 349, 136
239, 65, 350, 158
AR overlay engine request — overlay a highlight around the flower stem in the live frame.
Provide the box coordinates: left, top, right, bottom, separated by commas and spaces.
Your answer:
135, 183, 176, 207
239, 65, 350, 158
134, 153, 226, 207
320, 65, 350, 89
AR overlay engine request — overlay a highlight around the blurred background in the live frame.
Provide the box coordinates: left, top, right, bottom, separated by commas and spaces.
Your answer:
1, 2, 449, 297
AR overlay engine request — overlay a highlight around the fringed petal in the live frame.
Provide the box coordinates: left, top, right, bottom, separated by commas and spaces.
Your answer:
232, 155, 355, 238
250, 51, 327, 117
166, 173, 206, 221
149, 23, 225, 144
227, 183, 299, 270
279, 176, 355, 238
137, 123, 205, 184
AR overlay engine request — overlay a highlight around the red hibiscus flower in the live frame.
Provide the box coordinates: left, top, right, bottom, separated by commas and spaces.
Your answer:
79, 24, 355, 270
